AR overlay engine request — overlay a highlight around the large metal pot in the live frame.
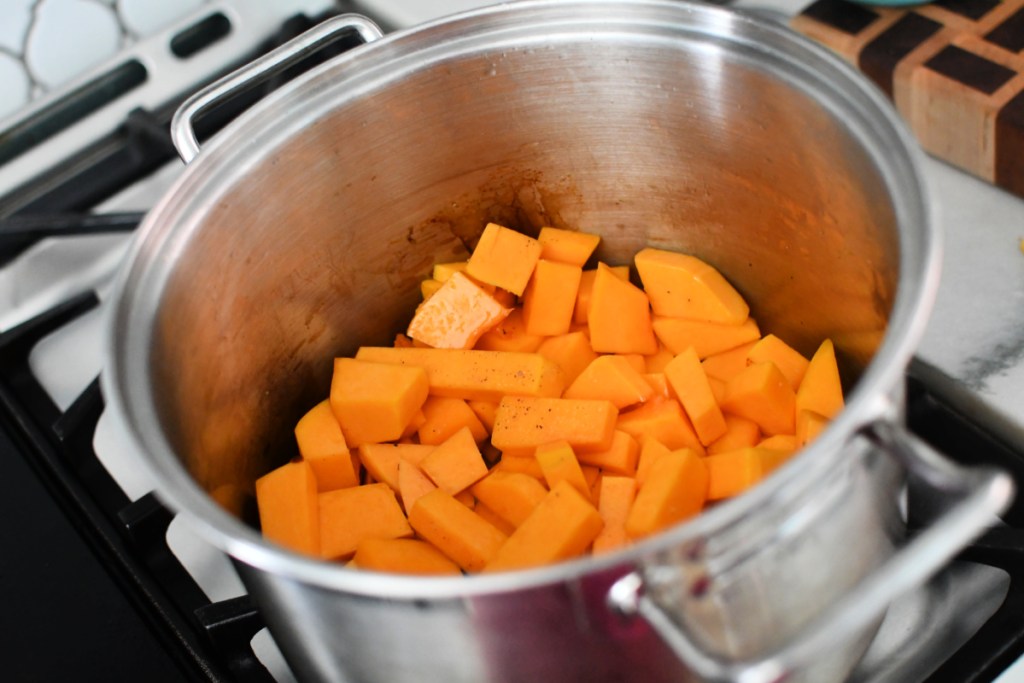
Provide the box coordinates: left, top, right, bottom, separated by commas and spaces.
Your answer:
103, 2, 1013, 682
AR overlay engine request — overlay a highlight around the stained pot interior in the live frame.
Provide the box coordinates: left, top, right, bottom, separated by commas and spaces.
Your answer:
149, 17, 900, 515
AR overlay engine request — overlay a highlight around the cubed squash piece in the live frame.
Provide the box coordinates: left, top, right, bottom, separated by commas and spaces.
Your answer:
796, 339, 844, 419
538, 227, 601, 266
563, 354, 654, 409
747, 334, 810, 390
634, 249, 749, 323
492, 454, 546, 480
407, 488, 508, 572
664, 347, 728, 446
255, 461, 320, 555
653, 317, 761, 359
634, 437, 672, 488
466, 399, 499, 433
589, 264, 658, 355
574, 265, 630, 324
536, 331, 598, 385
592, 475, 638, 554
701, 341, 759, 382
471, 471, 548, 528
353, 538, 461, 575
617, 398, 705, 456
535, 441, 591, 500
576, 430, 640, 476
720, 361, 796, 436
420, 279, 443, 300
420, 426, 489, 495
407, 271, 512, 350
319, 483, 412, 560
294, 400, 359, 491
625, 449, 708, 539
355, 347, 566, 402
644, 372, 672, 400
418, 396, 488, 445
758, 434, 799, 453
330, 358, 429, 447
491, 396, 618, 453
796, 409, 830, 446
705, 447, 785, 501
645, 345, 675, 373
474, 502, 518, 536
433, 261, 468, 282
474, 308, 545, 353
708, 415, 761, 455
521, 259, 583, 336
484, 481, 604, 572
398, 459, 437, 513
466, 223, 542, 296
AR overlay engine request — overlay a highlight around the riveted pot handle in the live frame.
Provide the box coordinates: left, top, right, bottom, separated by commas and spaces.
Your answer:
607, 421, 1014, 683
170, 14, 384, 163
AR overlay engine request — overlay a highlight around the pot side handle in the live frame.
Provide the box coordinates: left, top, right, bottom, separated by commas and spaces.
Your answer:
606, 420, 1014, 683
170, 14, 384, 164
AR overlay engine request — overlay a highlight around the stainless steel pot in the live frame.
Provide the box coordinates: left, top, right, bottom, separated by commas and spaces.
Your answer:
103, 3, 1013, 682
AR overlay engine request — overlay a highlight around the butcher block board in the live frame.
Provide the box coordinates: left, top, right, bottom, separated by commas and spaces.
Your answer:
791, 0, 1024, 197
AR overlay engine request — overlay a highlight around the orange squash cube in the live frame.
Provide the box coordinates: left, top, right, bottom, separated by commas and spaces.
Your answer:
294, 400, 359, 491
616, 398, 705, 456
352, 538, 461, 575
625, 449, 708, 539
708, 415, 761, 455
720, 361, 796, 436
521, 259, 583, 336
653, 317, 761, 359
484, 481, 604, 572
407, 489, 508, 572
663, 347, 728, 446
634, 248, 749, 324
705, 447, 787, 501
564, 354, 654, 409
575, 429, 640, 476
796, 339, 845, 419
407, 271, 512, 350
537, 227, 601, 266
536, 331, 598, 385
701, 341, 759, 382
318, 483, 412, 560
474, 308, 545, 353
417, 396, 488, 445
573, 265, 630, 325
491, 396, 619, 453
471, 471, 548, 528
588, 264, 658, 355
592, 475, 638, 554
255, 461, 320, 555
747, 334, 810, 390
420, 426, 489, 495
330, 358, 429, 447
397, 459, 437, 513
534, 440, 591, 501
466, 223, 542, 296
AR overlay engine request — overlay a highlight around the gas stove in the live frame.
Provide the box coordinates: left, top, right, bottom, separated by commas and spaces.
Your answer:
3, 1, 1024, 682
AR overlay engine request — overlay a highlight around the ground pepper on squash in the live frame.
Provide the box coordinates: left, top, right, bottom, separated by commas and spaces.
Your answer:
255, 222, 845, 574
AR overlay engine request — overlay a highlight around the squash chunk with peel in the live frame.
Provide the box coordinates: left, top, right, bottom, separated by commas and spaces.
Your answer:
420, 426, 489, 495
588, 264, 658, 355
318, 483, 412, 560
294, 400, 359, 491
664, 347, 727, 446
466, 222, 542, 296
796, 339, 844, 419
535, 440, 591, 501
538, 227, 601, 266
484, 481, 604, 572
635, 248, 749, 323
355, 347, 566, 402
353, 538, 461, 575
747, 334, 810, 390
417, 396, 488, 445
721, 361, 796, 436
592, 475, 637, 554
471, 471, 548, 528
564, 354, 654, 409
330, 359, 429, 448
617, 398, 705, 456
407, 271, 512, 349
536, 331, 598, 385
625, 449, 707, 539
255, 461, 320, 555
521, 259, 583, 337
407, 489, 507, 572
491, 396, 618, 453
576, 429, 640, 476
653, 317, 761, 359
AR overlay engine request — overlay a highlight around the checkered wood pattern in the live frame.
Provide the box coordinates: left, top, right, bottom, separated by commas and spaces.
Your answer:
792, 0, 1024, 197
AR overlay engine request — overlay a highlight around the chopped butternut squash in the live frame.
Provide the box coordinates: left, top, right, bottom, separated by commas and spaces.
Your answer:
588, 264, 658, 355
563, 354, 654, 409
466, 222, 542, 296
407, 271, 512, 349
663, 347, 727, 446
353, 538, 461, 575
474, 308, 545, 353
255, 461, 320, 555
616, 398, 705, 456
521, 259, 583, 336
419, 426, 489, 495
705, 447, 787, 501
330, 358, 429, 447
796, 339, 844, 419
592, 475, 638, 554
720, 361, 796, 436
653, 317, 761, 359
294, 400, 359, 491
575, 429, 640, 476
397, 459, 437, 513
625, 449, 707, 539
634, 248, 749, 324
471, 471, 548, 528
747, 334, 810, 390
319, 483, 412, 560
407, 488, 507, 572
701, 341, 759, 382
491, 396, 618, 453
574, 264, 630, 324
708, 415, 761, 455
538, 227, 601, 266
417, 396, 488, 445
534, 440, 591, 500
536, 331, 598, 385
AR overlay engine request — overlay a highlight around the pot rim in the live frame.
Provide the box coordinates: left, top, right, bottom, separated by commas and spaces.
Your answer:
102, 0, 939, 599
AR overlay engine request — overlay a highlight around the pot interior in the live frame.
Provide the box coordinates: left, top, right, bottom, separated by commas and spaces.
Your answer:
136, 4, 917, 524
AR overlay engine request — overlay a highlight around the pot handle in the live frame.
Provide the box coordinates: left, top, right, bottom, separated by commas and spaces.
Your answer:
606, 420, 1014, 683
170, 14, 384, 164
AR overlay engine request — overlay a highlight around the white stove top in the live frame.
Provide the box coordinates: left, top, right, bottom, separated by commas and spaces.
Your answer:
4, 1, 1024, 681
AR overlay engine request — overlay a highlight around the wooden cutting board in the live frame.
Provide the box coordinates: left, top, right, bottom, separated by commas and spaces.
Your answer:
791, 0, 1024, 198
